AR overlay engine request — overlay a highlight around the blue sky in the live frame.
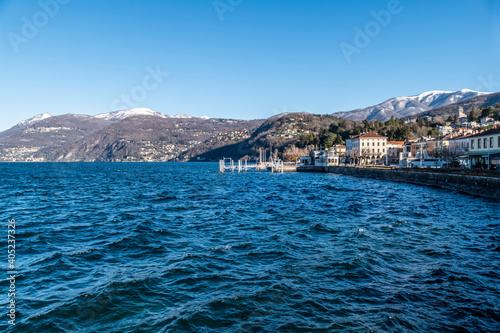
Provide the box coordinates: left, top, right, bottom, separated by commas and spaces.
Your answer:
0, 0, 499, 131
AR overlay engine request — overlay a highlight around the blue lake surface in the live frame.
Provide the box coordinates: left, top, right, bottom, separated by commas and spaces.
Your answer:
0, 162, 499, 332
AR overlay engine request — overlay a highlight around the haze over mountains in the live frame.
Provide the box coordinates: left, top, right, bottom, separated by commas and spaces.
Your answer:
0, 89, 497, 162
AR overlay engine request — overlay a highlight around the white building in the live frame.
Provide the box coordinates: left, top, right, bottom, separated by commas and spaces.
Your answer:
310, 150, 327, 166
347, 133, 388, 165
399, 141, 414, 168
437, 125, 453, 136
326, 145, 346, 166
480, 117, 493, 126
312, 145, 347, 167
461, 121, 479, 129
479, 117, 500, 127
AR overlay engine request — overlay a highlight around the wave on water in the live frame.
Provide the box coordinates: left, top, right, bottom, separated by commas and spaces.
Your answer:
0, 162, 499, 332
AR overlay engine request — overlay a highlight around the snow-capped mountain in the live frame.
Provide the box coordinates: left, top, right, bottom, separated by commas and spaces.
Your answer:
95, 108, 208, 121
95, 108, 170, 121
334, 89, 491, 121
17, 113, 53, 128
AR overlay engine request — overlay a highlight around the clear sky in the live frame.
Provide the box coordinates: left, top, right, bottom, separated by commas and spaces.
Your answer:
0, 0, 499, 131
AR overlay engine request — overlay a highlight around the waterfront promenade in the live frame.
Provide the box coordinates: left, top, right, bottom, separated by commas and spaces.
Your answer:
298, 165, 500, 200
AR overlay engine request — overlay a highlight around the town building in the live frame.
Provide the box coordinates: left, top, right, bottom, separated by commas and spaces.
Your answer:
457, 107, 468, 124
399, 140, 415, 168
300, 156, 312, 166
327, 145, 346, 166
346, 133, 387, 165
479, 117, 500, 127
480, 117, 494, 126
448, 135, 470, 167
386, 141, 404, 165
437, 125, 453, 136
452, 127, 476, 137
461, 121, 479, 129
399, 136, 449, 168
310, 145, 347, 167
309, 150, 326, 166
467, 128, 500, 170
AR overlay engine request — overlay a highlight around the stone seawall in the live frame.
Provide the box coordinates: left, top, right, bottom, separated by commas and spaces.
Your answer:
298, 166, 500, 201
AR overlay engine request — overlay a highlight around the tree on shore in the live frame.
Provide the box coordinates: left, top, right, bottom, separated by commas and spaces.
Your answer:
468, 107, 478, 122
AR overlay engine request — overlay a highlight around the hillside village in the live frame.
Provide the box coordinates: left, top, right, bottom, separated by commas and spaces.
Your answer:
297, 106, 500, 171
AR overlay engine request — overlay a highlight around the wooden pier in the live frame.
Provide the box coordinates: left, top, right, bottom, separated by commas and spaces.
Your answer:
219, 158, 285, 173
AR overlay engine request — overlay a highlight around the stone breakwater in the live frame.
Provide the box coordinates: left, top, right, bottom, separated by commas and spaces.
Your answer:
298, 166, 500, 201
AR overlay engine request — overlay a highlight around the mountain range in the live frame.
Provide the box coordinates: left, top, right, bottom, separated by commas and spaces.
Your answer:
1, 89, 498, 162
0, 110, 261, 162
333, 89, 490, 121
407, 92, 500, 120
94, 108, 211, 122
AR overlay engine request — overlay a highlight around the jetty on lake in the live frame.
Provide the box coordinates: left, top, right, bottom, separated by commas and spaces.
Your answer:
219, 158, 286, 173
219, 147, 300, 173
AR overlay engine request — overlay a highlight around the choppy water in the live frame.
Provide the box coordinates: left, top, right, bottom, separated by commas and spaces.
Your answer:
0, 162, 499, 332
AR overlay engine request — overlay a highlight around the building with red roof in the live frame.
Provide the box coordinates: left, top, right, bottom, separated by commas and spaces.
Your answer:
346, 132, 388, 165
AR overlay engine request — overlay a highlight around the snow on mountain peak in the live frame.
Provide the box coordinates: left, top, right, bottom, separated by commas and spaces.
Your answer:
95, 108, 170, 121
95, 108, 208, 121
334, 89, 491, 121
17, 113, 52, 127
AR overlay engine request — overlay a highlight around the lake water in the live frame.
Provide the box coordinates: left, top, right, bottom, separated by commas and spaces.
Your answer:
1, 162, 499, 332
